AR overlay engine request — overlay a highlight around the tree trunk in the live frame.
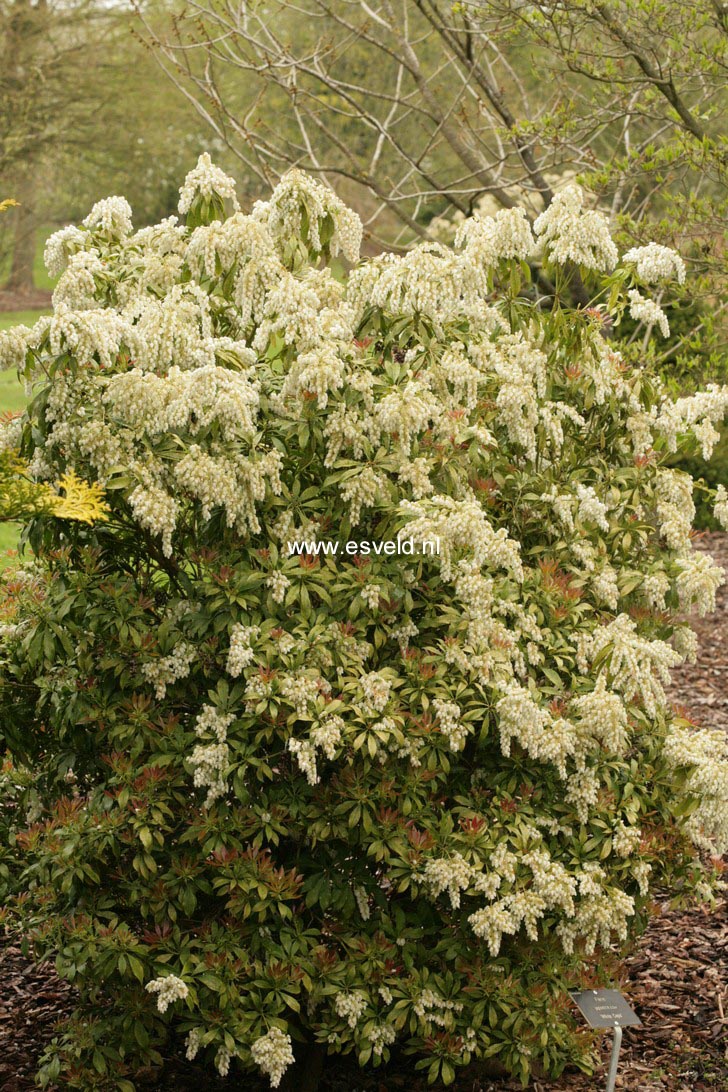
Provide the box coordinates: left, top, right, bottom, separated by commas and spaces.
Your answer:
3, 0, 43, 297
7, 187, 36, 295
280, 1042, 326, 1092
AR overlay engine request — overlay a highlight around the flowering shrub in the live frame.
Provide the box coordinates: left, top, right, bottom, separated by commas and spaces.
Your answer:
1, 157, 727, 1090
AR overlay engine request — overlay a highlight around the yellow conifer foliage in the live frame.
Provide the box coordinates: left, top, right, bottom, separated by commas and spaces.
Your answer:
0, 451, 108, 524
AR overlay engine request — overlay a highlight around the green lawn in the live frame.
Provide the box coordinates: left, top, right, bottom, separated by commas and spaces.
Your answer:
1, 309, 46, 567
0, 309, 47, 331
34, 227, 58, 292
0, 308, 44, 413
0, 522, 20, 562
0, 367, 26, 414
0, 224, 58, 293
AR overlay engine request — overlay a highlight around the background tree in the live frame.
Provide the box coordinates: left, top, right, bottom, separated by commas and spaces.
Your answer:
0, 0, 230, 295
0, 0, 113, 294
138, 0, 727, 324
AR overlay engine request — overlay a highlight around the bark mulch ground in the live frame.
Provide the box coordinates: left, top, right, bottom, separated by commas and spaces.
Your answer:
670, 531, 728, 736
2, 535, 727, 1091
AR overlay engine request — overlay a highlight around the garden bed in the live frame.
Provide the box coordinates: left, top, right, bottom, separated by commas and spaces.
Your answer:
1, 899, 726, 1091
2, 535, 726, 1091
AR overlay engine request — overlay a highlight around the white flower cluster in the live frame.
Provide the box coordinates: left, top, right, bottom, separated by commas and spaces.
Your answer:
488, 334, 548, 461
368, 1022, 396, 1057
288, 737, 318, 785
44, 224, 87, 277
361, 583, 382, 611
123, 283, 216, 372
643, 571, 670, 611
278, 342, 347, 409
663, 726, 728, 853
570, 677, 629, 754
675, 553, 725, 616
215, 1046, 234, 1077
129, 484, 179, 558
145, 974, 188, 1013
622, 242, 686, 285
522, 849, 577, 915
348, 244, 476, 328
0, 321, 38, 374
565, 766, 600, 824
263, 168, 362, 262
190, 704, 235, 806
673, 624, 699, 664
174, 446, 283, 535
245, 672, 274, 709
189, 742, 228, 802
311, 715, 343, 759
469, 855, 635, 958
141, 640, 196, 699
534, 185, 618, 272
375, 380, 441, 454
341, 467, 385, 525
540, 486, 575, 532
266, 571, 290, 603
52, 248, 106, 310
250, 1027, 295, 1089
654, 386, 728, 457
490, 843, 517, 882
227, 624, 260, 677
401, 495, 523, 583
556, 865, 635, 955
592, 564, 619, 610
468, 902, 518, 956
193, 704, 234, 743
353, 884, 370, 920
391, 619, 418, 653
359, 670, 392, 714
575, 483, 610, 532
654, 468, 695, 551
412, 988, 463, 1028
334, 990, 367, 1029
581, 614, 681, 717
432, 698, 468, 752
422, 853, 473, 909
497, 684, 575, 776
104, 364, 259, 440
628, 289, 670, 338
454, 206, 535, 265
280, 671, 322, 716
178, 152, 240, 215
714, 485, 728, 530
82, 196, 133, 238
185, 1028, 202, 1061
613, 821, 641, 858
438, 345, 482, 412
632, 860, 653, 897
48, 303, 129, 369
